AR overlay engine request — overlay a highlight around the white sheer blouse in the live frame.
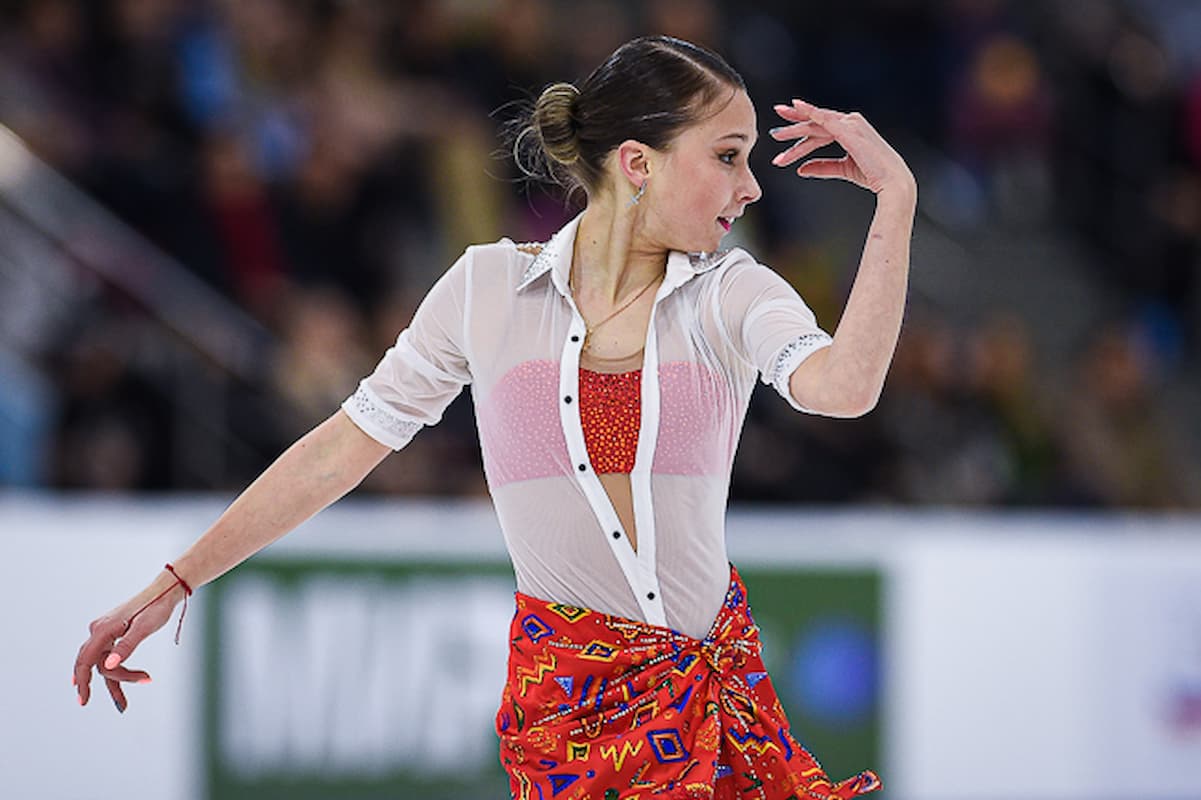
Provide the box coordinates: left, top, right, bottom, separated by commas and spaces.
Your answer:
342, 214, 832, 638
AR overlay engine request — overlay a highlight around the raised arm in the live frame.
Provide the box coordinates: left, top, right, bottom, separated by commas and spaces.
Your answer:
73, 410, 390, 711
769, 99, 916, 417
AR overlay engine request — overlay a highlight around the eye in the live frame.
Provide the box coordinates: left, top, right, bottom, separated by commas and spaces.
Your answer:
718, 150, 738, 165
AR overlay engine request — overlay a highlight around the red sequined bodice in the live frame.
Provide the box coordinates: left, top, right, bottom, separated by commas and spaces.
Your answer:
578, 368, 641, 473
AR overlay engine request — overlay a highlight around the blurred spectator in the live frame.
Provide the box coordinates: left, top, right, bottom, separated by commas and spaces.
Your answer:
645, 0, 721, 49
874, 315, 994, 505
0, 348, 56, 487
0, 0, 95, 171
199, 130, 289, 317
1058, 323, 1198, 507
0, 0, 1196, 506
946, 33, 1055, 227
49, 319, 172, 491
268, 284, 373, 439
1046, 4, 1195, 346
962, 314, 1062, 504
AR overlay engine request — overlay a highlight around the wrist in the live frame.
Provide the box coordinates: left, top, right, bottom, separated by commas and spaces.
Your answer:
164, 562, 194, 594
876, 175, 917, 208
117, 563, 195, 641
128, 566, 190, 612
143, 572, 182, 603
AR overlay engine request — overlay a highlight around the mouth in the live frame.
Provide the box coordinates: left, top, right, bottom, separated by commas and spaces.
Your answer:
717, 216, 733, 232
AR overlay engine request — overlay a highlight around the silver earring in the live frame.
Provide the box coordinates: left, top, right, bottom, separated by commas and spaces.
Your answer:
628, 180, 647, 207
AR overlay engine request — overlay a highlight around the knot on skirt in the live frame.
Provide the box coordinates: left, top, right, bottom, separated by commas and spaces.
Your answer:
700, 631, 761, 675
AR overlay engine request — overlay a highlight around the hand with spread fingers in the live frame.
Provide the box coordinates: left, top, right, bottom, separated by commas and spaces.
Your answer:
770, 98, 915, 197
73, 578, 186, 713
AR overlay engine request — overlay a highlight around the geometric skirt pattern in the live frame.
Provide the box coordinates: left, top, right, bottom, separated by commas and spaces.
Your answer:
496, 565, 883, 799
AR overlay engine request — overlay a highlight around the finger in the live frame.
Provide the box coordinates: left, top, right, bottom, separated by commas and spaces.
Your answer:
792, 99, 850, 129
791, 98, 834, 114
795, 156, 854, 181
768, 121, 824, 141
98, 663, 152, 684
772, 137, 836, 167
73, 652, 93, 705
105, 675, 128, 714
74, 665, 91, 706
771, 135, 836, 167
75, 629, 118, 706
775, 99, 833, 118
77, 624, 116, 668
104, 618, 153, 671
773, 103, 814, 122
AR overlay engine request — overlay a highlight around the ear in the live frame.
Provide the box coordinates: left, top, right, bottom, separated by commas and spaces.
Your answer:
615, 139, 653, 190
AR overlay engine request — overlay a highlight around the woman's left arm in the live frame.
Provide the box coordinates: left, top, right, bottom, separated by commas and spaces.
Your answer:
769, 99, 917, 417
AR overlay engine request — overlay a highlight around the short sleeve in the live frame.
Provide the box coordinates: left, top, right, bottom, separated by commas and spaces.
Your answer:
342, 252, 472, 449
717, 257, 832, 413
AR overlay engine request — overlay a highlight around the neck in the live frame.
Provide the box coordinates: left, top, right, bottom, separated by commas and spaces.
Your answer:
573, 194, 667, 302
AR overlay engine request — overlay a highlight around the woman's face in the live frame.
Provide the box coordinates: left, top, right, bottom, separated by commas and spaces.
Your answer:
641, 88, 763, 253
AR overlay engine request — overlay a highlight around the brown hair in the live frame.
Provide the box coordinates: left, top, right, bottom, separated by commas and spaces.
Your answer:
510, 35, 746, 199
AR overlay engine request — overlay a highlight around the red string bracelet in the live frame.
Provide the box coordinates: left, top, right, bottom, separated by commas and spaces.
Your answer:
122, 563, 194, 645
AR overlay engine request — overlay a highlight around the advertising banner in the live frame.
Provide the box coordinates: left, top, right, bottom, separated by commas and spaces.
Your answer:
1085, 554, 1201, 797
203, 559, 881, 800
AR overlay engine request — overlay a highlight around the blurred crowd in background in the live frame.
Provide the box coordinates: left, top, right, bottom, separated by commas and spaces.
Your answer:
0, 0, 1199, 507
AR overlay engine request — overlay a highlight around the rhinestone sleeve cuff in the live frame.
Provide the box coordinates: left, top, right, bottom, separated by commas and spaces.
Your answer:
341, 383, 423, 450
766, 332, 833, 412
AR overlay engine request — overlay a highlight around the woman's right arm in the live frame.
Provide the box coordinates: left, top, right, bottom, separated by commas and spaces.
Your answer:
73, 409, 391, 711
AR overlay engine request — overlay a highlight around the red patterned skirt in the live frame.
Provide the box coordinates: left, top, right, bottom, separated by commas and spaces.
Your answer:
495, 565, 882, 799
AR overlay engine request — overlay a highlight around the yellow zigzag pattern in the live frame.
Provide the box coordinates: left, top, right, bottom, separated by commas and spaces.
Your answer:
516, 651, 557, 697
599, 739, 644, 772
726, 729, 780, 757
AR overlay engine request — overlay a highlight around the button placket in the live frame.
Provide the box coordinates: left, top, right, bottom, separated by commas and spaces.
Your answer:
554, 253, 671, 628
557, 313, 651, 617
624, 290, 666, 625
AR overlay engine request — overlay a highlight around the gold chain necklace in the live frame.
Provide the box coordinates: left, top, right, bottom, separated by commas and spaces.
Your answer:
570, 268, 661, 352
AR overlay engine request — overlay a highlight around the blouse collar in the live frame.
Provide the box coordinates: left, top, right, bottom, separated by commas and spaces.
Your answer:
515, 212, 735, 296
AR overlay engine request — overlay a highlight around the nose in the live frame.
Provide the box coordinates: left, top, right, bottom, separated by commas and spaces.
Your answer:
741, 165, 762, 205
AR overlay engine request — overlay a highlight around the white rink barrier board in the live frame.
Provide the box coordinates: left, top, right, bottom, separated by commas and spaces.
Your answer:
3, 495, 1199, 800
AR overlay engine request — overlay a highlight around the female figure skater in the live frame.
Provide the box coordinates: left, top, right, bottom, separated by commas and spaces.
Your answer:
74, 36, 913, 799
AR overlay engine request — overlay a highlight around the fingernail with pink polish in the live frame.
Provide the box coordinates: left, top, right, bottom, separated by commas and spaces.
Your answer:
104, 653, 121, 670
138, 677, 152, 684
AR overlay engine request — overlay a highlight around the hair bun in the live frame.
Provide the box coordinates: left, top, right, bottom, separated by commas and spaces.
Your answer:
507, 36, 744, 198
532, 82, 581, 167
